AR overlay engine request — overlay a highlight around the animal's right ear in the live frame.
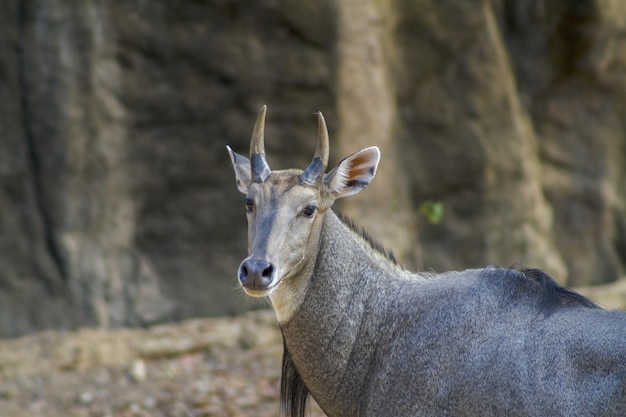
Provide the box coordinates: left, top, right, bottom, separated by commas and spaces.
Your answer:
227, 145, 251, 194
324, 146, 380, 199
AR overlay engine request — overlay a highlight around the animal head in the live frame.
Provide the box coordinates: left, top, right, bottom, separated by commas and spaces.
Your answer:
227, 106, 380, 297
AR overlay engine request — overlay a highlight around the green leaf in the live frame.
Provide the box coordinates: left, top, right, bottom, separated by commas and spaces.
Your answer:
418, 201, 444, 225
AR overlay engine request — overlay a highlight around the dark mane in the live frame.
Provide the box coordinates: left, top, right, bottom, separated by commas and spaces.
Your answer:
334, 210, 398, 265
280, 336, 309, 417
512, 267, 599, 315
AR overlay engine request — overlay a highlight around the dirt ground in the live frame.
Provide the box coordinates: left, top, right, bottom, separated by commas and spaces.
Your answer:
0, 310, 325, 417
1, 279, 624, 417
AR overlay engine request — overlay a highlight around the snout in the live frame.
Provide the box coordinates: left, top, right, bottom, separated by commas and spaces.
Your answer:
238, 257, 276, 296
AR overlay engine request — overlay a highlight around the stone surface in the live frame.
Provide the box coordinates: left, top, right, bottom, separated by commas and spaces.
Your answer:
392, 0, 568, 277
0, 0, 624, 336
499, 0, 626, 284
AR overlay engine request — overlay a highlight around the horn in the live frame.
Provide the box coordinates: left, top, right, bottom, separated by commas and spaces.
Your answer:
313, 111, 330, 166
249, 105, 271, 182
301, 111, 330, 184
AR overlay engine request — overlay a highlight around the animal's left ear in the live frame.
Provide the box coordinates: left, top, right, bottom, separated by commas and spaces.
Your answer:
227, 145, 251, 194
324, 146, 380, 199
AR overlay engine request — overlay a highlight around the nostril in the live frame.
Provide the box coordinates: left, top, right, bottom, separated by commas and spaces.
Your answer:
239, 264, 249, 282
262, 264, 273, 278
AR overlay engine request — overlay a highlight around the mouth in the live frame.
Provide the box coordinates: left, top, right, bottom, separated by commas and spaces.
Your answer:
241, 281, 280, 298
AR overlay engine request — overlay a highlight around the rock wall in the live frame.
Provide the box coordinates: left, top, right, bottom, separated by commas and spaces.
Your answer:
0, 0, 624, 336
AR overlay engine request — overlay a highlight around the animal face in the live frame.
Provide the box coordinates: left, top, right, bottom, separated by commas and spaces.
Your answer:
228, 106, 380, 297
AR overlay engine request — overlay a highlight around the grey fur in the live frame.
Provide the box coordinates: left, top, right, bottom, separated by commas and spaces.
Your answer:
228, 108, 626, 417
281, 212, 626, 416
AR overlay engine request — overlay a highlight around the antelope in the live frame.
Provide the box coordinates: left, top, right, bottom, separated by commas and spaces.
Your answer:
227, 106, 626, 417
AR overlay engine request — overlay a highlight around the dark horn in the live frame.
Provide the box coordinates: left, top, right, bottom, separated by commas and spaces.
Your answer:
301, 111, 330, 184
249, 105, 271, 182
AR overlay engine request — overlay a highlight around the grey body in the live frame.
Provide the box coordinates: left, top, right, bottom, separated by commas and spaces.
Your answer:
228, 107, 626, 417
284, 211, 626, 416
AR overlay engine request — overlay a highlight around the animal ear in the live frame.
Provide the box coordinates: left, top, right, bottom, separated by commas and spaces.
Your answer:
324, 146, 380, 199
227, 145, 251, 194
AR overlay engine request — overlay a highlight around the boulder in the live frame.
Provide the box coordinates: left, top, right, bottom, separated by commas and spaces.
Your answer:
0, 0, 624, 336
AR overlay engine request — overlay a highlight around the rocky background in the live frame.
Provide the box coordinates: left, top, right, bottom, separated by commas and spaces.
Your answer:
1, 0, 625, 337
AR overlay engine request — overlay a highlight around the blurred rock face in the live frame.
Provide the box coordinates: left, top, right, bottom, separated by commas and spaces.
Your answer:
0, 0, 624, 336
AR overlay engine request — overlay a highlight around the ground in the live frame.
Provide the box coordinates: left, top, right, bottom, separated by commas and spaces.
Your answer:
1, 279, 624, 417
0, 310, 325, 417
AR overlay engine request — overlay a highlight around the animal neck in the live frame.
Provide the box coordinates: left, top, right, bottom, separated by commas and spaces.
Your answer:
270, 209, 400, 323
278, 209, 402, 416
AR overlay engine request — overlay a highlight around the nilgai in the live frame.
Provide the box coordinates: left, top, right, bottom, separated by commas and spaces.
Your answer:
227, 106, 626, 417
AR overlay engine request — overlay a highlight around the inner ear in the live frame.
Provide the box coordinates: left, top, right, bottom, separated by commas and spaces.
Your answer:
227, 146, 251, 194
324, 146, 380, 199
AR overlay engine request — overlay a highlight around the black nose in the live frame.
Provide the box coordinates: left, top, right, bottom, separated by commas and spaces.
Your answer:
238, 258, 274, 291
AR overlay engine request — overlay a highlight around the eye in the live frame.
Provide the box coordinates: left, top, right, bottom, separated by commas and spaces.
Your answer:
302, 205, 317, 218
244, 197, 254, 212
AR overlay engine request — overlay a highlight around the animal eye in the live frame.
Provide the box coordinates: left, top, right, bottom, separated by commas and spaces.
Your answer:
302, 205, 317, 218
244, 197, 254, 212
